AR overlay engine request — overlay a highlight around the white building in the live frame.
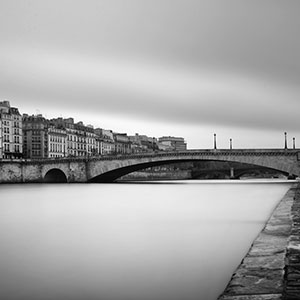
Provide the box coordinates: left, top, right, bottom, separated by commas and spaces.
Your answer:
0, 101, 23, 159
48, 126, 67, 158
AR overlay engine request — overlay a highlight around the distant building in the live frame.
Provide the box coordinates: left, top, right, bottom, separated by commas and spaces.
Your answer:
0, 113, 2, 158
48, 126, 67, 158
0, 101, 23, 159
50, 118, 97, 157
22, 114, 48, 158
1, 100, 187, 159
95, 128, 115, 155
128, 133, 157, 153
113, 133, 131, 154
158, 136, 187, 151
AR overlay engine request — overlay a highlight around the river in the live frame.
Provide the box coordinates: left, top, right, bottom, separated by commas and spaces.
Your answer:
0, 180, 293, 300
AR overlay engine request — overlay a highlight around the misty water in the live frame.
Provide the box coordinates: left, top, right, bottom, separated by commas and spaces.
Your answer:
0, 180, 293, 300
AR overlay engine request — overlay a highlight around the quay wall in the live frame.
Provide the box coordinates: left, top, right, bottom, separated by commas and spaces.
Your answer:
0, 161, 43, 183
118, 170, 192, 181
218, 183, 300, 300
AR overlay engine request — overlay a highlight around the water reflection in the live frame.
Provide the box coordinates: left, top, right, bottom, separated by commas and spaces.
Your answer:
0, 181, 292, 300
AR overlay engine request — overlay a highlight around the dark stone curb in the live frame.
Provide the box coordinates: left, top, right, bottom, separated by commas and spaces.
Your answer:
218, 183, 300, 300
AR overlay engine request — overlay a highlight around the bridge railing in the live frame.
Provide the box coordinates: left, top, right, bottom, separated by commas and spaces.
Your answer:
1, 148, 299, 164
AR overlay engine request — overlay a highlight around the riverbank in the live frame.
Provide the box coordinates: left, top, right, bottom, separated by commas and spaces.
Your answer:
218, 183, 300, 299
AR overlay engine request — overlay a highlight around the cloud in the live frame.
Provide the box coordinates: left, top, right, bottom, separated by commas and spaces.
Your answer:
0, 44, 300, 132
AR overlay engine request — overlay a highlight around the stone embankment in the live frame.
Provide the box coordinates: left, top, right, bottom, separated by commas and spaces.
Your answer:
118, 170, 192, 181
218, 183, 300, 300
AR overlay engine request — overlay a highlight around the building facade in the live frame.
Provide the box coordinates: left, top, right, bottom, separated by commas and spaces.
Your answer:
48, 126, 67, 158
50, 118, 97, 157
23, 114, 48, 159
158, 136, 187, 151
128, 133, 157, 153
0, 101, 23, 159
113, 133, 131, 154
95, 128, 115, 155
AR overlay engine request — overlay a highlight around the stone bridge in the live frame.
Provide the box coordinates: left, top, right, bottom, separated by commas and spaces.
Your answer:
0, 149, 300, 183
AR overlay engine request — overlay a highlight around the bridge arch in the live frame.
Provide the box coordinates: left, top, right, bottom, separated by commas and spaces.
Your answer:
88, 158, 289, 182
44, 168, 68, 183
87, 150, 300, 183
88, 159, 193, 182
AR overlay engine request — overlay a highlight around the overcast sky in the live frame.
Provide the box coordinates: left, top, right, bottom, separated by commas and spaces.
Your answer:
0, 0, 300, 149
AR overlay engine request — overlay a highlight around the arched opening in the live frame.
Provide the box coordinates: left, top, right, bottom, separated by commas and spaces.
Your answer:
88, 158, 295, 183
89, 160, 191, 183
44, 168, 68, 183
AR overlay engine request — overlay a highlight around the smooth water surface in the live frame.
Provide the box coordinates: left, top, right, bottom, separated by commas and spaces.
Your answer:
0, 180, 293, 300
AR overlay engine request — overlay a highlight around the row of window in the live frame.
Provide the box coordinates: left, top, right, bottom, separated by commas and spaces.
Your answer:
67, 136, 95, 144
49, 154, 64, 158
3, 135, 21, 143
49, 136, 65, 143
49, 143, 65, 153
32, 136, 41, 142
3, 144, 21, 152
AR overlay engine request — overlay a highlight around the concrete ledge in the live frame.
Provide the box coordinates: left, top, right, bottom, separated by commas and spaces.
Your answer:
218, 184, 299, 300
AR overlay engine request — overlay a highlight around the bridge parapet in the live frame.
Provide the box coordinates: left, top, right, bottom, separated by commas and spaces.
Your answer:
1, 149, 298, 163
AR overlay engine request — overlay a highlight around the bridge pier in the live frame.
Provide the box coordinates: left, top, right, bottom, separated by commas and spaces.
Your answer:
230, 167, 235, 179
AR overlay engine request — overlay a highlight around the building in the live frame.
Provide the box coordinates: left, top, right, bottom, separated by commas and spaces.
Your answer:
0, 101, 23, 159
48, 126, 67, 158
50, 118, 97, 157
113, 133, 131, 154
95, 128, 115, 155
158, 136, 187, 151
128, 133, 157, 153
0, 111, 2, 158
85, 124, 97, 156
22, 114, 48, 159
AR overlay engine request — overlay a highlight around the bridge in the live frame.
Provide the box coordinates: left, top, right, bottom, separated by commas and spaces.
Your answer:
1, 148, 300, 183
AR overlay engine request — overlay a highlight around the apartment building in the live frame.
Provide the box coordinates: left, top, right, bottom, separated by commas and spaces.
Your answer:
0, 101, 23, 159
48, 126, 67, 158
128, 133, 157, 153
113, 133, 131, 154
94, 128, 115, 155
50, 118, 97, 157
22, 114, 49, 158
158, 136, 187, 151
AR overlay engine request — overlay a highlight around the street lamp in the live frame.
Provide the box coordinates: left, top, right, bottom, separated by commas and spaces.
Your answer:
293, 137, 296, 149
230, 138, 232, 150
214, 133, 217, 150
284, 132, 288, 150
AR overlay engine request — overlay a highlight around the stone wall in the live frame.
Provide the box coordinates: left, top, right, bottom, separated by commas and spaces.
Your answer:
218, 183, 300, 300
118, 170, 192, 181
283, 185, 300, 299
0, 162, 23, 183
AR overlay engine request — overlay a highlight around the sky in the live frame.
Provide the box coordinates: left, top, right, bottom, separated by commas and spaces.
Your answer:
0, 0, 300, 149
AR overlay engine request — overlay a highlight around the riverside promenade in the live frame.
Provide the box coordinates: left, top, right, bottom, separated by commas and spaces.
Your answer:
218, 182, 300, 300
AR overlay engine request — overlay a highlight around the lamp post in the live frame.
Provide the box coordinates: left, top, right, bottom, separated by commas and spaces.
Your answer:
230, 138, 232, 150
293, 137, 296, 149
284, 132, 287, 150
214, 133, 217, 150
